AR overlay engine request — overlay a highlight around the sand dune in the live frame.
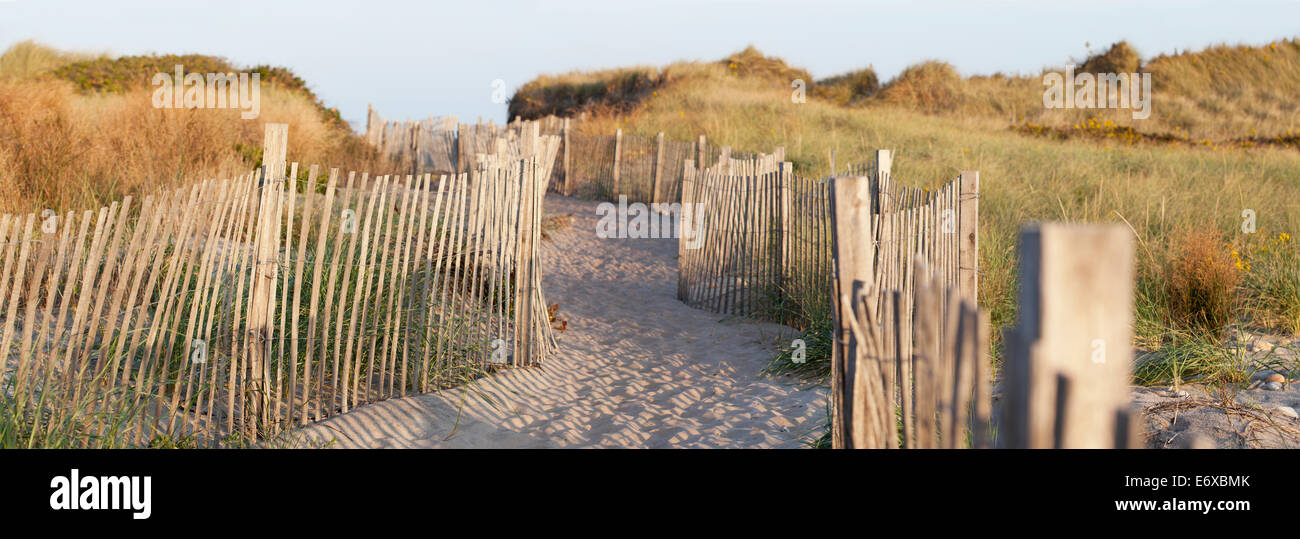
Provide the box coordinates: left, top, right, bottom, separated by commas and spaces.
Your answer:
297, 194, 827, 448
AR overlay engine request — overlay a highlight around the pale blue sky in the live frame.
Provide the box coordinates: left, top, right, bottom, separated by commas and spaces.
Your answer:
2, 0, 1296, 130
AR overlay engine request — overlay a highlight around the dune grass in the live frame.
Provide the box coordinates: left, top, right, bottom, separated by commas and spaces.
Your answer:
763, 318, 833, 382
0, 42, 394, 215
521, 38, 1300, 145
0, 373, 144, 449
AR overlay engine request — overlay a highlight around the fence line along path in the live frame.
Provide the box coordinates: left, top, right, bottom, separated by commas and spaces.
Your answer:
369, 117, 1147, 449
0, 122, 558, 447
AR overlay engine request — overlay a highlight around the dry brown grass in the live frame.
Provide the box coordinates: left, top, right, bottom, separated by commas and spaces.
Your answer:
816, 67, 879, 106
1164, 226, 1241, 334
871, 60, 968, 114
1004, 39, 1300, 144
1080, 41, 1141, 75
0, 44, 394, 214
508, 66, 666, 120
719, 45, 813, 88
1144, 39, 1300, 141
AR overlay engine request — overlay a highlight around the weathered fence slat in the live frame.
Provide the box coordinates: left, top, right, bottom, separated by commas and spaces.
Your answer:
3, 119, 559, 447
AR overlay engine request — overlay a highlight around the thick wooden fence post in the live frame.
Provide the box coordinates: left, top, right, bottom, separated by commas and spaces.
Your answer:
612, 129, 623, 197
249, 122, 288, 438
365, 104, 377, 146
697, 135, 706, 172
409, 122, 420, 176
829, 175, 874, 449
652, 131, 665, 203
1003, 224, 1134, 448
562, 118, 572, 195
456, 122, 467, 173
958, 171, 979, 303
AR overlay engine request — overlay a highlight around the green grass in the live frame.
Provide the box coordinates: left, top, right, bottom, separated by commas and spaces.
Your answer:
0, 362, 149, 449
1133, 325, 1299, 388
1133, 328, 1253, 387
762, 318, 832, 382
1238, 233, 1300, 335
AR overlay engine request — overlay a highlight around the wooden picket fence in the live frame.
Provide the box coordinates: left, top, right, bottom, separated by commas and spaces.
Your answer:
676, 150, 958, 332
832, 258, 992, 448
821, 155, 980, 448
554, 125, 783, 205
365, 106, 567, 176
702, 147, 785, 177
558, 128, 686, 203
364, 106, 460, 173
367, 112, 790, 208
678, 159, 804, 326
0, 123, 557, 447
827, 163, 1141, 448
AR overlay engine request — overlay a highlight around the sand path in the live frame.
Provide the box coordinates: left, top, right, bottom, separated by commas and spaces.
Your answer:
298, 194, 827, 448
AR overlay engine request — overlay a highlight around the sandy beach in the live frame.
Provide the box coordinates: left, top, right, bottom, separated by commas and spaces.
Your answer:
297, 194, 827, 448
